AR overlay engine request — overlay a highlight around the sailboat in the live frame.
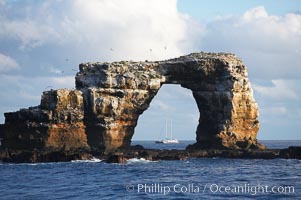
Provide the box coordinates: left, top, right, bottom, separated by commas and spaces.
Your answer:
155, 119, 179, 144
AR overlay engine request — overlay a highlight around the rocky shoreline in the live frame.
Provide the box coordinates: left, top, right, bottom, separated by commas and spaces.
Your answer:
0, 146, 300, 163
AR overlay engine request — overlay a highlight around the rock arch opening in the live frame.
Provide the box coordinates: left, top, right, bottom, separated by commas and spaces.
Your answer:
133, 84, 199, 149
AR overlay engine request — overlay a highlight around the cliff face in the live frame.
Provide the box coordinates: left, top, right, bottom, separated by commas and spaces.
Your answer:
76, 61, 162, 150
1, 89, 88, 151
0, 52, 262, 152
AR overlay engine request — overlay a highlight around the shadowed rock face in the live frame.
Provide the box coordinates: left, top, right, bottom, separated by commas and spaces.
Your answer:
0, 52, 262, 152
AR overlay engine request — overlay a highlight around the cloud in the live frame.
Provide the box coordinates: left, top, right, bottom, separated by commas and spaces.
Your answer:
151, 100, 171, 111
260, 106, 288, 116
202, 6, 301, 79
148, 85, 195, 112
0, 53, 19, 71
0, 19, 59, 50
49, 76, 75, 88
242, 6, 268, 20
0, 74, 75, 91
253, 79, 301, 101
49, 66, 64, 75
0, 0, 201, 61
0, 74, 75, 122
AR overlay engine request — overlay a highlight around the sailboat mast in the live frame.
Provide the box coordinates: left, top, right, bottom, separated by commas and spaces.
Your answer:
170, 119, 172, 139
165, 119, 168, 139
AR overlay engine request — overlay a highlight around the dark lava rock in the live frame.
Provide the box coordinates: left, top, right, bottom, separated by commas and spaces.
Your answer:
106, 153, 126, 163
131, 145, 144, 150
280, 146, 301, 159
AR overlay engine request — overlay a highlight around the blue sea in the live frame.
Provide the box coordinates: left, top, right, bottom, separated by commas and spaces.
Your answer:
0, 140, 300, 200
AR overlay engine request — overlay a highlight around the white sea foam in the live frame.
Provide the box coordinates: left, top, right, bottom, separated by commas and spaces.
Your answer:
126, 158, 157, 164
3, 162, 55, 166
71, 157, 102, 163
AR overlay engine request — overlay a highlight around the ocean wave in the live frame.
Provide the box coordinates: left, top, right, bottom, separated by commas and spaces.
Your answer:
0, 162, 59, 166
126, 158, 158, 164
71, 157, 102, 163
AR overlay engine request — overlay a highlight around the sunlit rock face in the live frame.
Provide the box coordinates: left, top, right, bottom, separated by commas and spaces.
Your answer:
1, 89, 88, 151
76, 60, 162, 151
76, 52, 261, 150
1, 52, 262, 152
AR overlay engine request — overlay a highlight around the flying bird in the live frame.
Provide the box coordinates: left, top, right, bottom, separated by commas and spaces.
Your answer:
45, 86, 53, 90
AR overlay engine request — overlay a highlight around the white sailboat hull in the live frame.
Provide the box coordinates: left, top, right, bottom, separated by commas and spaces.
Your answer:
155, 139, 179, 144
155, 119, 180, 144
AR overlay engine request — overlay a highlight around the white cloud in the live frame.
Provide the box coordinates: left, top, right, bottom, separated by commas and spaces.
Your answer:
202, 6, 301, 79
0, 20, 60, 50
253, 79, 301, 101
242, 6, 268, 21
49, 66, 64, 75
260, 106, 288, 116
149, 86, 185, 111
48, 76, 75, 89
0, 74, 75, 122
151, 100, 171, 111
0, 74, 75, 91
67, 0, 203, 61
0, 0, 201, 61
0, 53, 19, 71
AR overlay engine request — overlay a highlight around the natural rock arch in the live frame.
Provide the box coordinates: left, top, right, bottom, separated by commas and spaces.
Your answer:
0, 52, 261, 152
76, 52, 260, 150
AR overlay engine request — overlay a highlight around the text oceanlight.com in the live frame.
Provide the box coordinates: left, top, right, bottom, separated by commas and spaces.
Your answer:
125, 183, 295, 196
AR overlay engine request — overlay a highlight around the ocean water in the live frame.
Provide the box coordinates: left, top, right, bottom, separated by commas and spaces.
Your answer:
132, 140, 301, 150
0, 140, 300, 200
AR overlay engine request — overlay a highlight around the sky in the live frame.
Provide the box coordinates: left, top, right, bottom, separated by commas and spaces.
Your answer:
0, 0, 300, 141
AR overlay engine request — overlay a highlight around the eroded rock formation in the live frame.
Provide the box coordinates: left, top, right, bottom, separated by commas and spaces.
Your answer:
1, 90, 88, 151
0, 52, 262, 152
